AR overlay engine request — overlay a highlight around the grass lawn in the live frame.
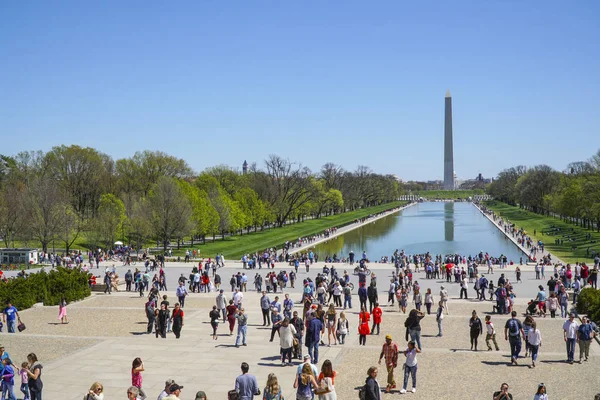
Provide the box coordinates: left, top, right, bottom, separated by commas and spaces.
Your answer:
173, 201, 407, 259
484, 200, 600, 264
411, 190, 484, 199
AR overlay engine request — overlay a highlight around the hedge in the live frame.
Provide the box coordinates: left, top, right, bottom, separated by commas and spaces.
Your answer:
576, 287, 600, 323
0, 267, 91, 310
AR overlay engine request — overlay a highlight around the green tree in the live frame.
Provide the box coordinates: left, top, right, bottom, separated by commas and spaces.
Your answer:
93, 194, 127, 248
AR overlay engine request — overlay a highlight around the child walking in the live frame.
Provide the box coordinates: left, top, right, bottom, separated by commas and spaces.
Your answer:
484, 315, 500, 351
435, 301, 444, 337
58, 297, 68, 324
19, 362, 29, 400
131, 358, 147, 400
1, 358, 16, 400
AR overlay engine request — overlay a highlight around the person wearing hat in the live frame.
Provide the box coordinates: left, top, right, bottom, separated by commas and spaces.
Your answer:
157, 379, 175, 400
378, 335, 398, 393
296, 355, 318, 376
164, 384, 183, 400
194, 391, 207, 400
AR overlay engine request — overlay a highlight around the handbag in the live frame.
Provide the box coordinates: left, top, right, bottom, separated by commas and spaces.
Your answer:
293, 337, 299, 347
18, 321, 26, 332
314, 378, 331, 395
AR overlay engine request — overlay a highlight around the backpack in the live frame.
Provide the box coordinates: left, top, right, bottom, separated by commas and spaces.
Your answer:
358, 384, 366, 400
508, 319, 519, 336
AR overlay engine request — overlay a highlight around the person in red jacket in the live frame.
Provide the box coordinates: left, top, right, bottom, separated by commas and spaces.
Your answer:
358, 306, 371, 345
371, 302, 382, 335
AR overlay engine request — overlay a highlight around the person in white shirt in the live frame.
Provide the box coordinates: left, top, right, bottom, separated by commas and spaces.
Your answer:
233, 289, 244, 307
563, 313, 579, 364
527, 321, 542, 367
399, 340, 420, 394
484, 315, 500, 351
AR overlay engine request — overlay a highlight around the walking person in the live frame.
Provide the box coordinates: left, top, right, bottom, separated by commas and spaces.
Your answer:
336, 312, 349, 345
378, 335, 398, 393
235, 308, 248, 348
226, 299, 238, 336
439, 286, 449, 314
291, 311, 304, 359
504, 311, 525, 365
176, 282, 188, 309
2, 303, 20, 334
234, 362, 260, 400
424, 289, 433, 315
24, 354, 42, 400
216, 289, 228, 322
171, 303, 184, 339
363, 367, 381, 400
358, 306, 370, 346
260, 291, 271, 327
209, 305, 220, 340
484, 315, 500, 351
522, 315, 534, 357
577, 316, 596, 362
131, 358, 147, 400
435, 301, 444, 337
367, 282, 378, 313
404, 309, 424, 350
325, 304, 337, 346
293, 364, 318, 400
306, 310, 324, 363
58, 297, 68, 324
156, 304, 170, 339
316, 359, 337, 400
371, 302, 382, 335
397, 288, 408, 314
262, 373, 283, 400
279, 318, 296, 366
563, 312, 579, 364
1, 358, 16, 400
18, 362, 28, 400
527, 321, 542, 368
145, 298, 156, 334
413, 288, 423, 311
469, 310, 483, 351
533, 383, 548, 400
399, 341, 420, 394
459, 276, 468, 299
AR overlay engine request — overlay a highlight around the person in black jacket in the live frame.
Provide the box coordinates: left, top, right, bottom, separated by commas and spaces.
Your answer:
367, 282, 378, 313
469, 310, 483, 351
364, 366, 381, 400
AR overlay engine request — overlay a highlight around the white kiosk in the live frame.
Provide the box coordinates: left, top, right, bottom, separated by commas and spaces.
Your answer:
0, 248, 39, 265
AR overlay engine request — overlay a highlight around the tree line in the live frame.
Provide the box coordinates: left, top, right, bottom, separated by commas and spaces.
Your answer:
0, 146, 401, 253
487, 149, 600, 230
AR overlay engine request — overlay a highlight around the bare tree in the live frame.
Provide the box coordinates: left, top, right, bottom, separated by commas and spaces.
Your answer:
262, 155, 313, 227
149, 177, 193, 252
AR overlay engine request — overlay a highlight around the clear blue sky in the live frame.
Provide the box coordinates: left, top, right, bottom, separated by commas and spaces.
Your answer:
1, 1, 599, 181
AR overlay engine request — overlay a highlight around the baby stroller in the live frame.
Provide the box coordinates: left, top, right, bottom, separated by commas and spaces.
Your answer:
526, 300, 539, 316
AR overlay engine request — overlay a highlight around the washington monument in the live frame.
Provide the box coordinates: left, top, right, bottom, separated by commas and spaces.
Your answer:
444, 89, 455, 190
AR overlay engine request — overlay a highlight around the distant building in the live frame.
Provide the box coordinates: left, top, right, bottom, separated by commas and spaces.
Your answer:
242, 160, 248, 175
0, 248, 39, 265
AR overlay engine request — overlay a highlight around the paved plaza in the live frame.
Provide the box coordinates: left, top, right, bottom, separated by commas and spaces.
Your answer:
4, 261, 599, 400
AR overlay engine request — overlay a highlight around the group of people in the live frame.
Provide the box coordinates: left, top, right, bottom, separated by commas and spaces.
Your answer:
0, 348, 43, 400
